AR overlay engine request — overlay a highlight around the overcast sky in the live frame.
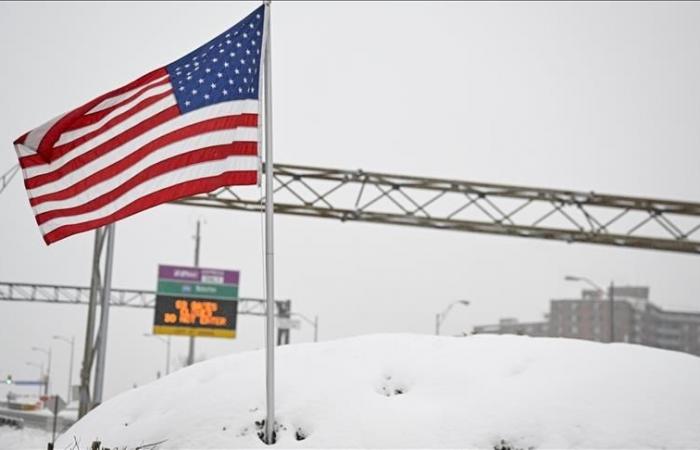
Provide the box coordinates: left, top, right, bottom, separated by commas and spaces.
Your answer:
1, 1, 699, 401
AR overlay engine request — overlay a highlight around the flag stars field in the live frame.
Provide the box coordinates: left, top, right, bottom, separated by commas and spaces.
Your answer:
12, 5, 266, 244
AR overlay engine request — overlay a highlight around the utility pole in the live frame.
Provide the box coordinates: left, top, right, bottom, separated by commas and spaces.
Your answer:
31, 347, 51, 395
166, 336, 171, 375
26, 361, 43, 396
187, 220, 201, 366
46, 348, 51, 396
565, 275, 615, 343
609, 281, 615, 343
144, 334, 171, 375
290, 312, 318, 343
313, 315, 318, 343
435, 300, 470, 335
53, 335, 75, 403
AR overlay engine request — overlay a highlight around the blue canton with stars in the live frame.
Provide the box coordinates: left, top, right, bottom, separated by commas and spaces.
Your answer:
167, 5, 264, 114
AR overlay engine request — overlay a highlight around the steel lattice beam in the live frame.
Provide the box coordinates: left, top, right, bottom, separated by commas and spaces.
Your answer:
172, 163, 700, 254
0, 281, 290, 317
0, 164, 19, 195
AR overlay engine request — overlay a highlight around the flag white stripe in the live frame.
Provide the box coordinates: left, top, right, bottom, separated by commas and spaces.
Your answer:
88, 74, 170, 114
24, 113, 66, 151
24, 98, 258, 179
15, 143, 37, 158
24, 94, 178, 178
55, 83, 173, 147
32, 127, 258, 212
39, 155, 260, 235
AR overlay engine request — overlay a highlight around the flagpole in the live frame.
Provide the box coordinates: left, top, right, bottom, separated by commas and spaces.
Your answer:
262, 0, 276, 444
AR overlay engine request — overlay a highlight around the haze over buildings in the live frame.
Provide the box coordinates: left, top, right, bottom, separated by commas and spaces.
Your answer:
474, 286, 700, 357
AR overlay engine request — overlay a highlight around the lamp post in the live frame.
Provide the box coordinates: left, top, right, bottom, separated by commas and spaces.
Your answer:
52, 335, 75, 403
144, 333, 171, 375
564, 275, 615, 343
291, 312, 319, 342
31, 346, 51, 395
25, 361, 44, 396
435, 300, 470, 335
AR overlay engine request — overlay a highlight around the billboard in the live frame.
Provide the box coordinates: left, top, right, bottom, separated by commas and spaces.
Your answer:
153, 265, 239, 338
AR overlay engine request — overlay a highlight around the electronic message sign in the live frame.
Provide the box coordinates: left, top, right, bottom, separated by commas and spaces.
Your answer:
153, 265, 239, 338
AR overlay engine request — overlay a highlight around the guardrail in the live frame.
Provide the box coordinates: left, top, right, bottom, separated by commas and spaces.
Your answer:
0, 408, 74, 433
0, 414, 24, 429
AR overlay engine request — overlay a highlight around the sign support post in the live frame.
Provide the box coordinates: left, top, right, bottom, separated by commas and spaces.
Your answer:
187, 220, 202, 366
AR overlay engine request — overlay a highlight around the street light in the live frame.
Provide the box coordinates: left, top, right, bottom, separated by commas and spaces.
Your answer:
564, 275, 604, 295
435, 300, 470, 335
143, 333, 171, 375
564, 275, 615, 343
291, 312, 319, 342
53, 335, 75, 403
31, 346, 51, 395
25, 361, 44, 396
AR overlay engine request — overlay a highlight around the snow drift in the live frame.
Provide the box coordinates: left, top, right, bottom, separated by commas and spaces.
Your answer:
56, 334, 700, 449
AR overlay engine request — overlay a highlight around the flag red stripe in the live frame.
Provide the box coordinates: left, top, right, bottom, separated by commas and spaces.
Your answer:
67, 79, 172, 132
25, 114, 258, 193
35, 143, 256, 225
35, 67, 168, 161
29, 115, 258, 206
14, 132, 29, 146
19, 91, 175, 170
23, 105, 181, 188
31, 90, 174, 169
42, 170, 258, 244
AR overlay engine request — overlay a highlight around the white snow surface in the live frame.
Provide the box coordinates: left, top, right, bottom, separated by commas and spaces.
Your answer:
0, 427, 51, 450
55, 334, 700, 449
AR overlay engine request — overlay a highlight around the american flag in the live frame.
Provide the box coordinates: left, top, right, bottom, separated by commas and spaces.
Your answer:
13, 6, 265, 245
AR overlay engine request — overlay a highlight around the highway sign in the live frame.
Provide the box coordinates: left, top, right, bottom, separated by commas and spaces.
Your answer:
153, 265, 239, 338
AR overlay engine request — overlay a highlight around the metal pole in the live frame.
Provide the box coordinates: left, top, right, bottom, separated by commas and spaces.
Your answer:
166, 336, 171, 375
262, 1, 276, 443
39, 363, 44, 396
314, 315, 318, 343
46, 348, 52, 395
435, 313, 440, 335
609, 281, 615, 343
187, 220, 201, 366
68, 336, 74, 403
51, 394, 58, 445
79, 229, 103, 418
92, 223, 115, 406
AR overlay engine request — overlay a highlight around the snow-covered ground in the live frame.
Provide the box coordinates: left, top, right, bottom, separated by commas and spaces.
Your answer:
0, 426, 52, 450
52, 334, 700, 449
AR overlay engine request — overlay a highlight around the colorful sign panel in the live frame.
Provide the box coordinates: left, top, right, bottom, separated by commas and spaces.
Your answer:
153, 265, 239, 338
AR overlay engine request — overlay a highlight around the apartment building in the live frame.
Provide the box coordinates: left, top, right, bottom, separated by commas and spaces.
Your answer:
473, 286, 700, 357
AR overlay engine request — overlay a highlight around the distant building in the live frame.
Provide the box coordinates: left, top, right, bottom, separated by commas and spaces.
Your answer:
474, 317, 550, 337
472, 286, 700, 357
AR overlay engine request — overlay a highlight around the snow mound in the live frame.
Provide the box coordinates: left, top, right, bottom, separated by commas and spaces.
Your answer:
57, 334, 700, 449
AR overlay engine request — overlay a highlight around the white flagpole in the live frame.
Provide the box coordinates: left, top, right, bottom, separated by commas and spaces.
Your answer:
262, 0, 276, 444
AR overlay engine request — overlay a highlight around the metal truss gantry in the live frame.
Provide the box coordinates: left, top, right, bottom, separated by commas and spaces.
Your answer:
0, 281, 291, 318
174, 163, 700, 254
0, 278, 292, 418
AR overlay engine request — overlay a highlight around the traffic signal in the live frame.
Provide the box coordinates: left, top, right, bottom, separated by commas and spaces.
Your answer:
4, 374, 12, 384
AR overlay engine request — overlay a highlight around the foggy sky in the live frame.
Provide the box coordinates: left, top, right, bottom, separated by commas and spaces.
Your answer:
1, 1, 699, 401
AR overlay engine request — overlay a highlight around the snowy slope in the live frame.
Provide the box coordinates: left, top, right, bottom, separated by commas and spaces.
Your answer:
56, 334, 700, 449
